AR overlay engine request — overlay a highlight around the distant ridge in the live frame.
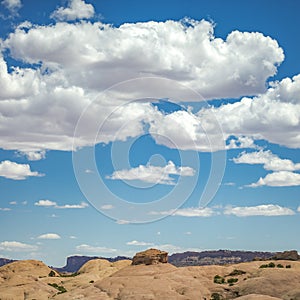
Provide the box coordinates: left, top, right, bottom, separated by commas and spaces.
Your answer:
53, 255, 131, 273
168, 250, 275, 267
1, 249, 294, 272
0, 258, 16, 267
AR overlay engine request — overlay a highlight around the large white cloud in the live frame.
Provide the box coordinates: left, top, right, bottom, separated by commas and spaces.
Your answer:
0, 160, 43, 180
1, 18, 297, 155
150, 75, 300, 151
4, 19, 283, 98
51, 0, 94, 21
108, 161, 195, 185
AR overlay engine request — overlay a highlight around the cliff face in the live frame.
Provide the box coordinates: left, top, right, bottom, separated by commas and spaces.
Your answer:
132, 248, 168, 265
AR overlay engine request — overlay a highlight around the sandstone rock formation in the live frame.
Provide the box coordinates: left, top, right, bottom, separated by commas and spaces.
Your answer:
132, 248, 168, 265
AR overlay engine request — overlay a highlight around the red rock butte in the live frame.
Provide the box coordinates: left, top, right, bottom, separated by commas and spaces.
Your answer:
132, 248, 168, 265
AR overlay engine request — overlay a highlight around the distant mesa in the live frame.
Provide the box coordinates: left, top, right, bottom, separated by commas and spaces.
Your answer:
132, 248, 168, 265
272, 250, 300, 261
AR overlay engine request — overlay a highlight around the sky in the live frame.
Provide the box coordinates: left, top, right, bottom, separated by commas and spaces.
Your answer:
0, 0, 300, 267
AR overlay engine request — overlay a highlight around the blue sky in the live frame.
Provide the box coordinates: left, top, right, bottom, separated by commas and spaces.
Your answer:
0, 0, 300, 266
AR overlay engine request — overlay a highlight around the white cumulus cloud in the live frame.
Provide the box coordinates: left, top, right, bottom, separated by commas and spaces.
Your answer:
233, 150, 300, 171
249, 171, 300, 187
35, 199, 57, 207
51, 0, 94, 21
37, 233, 61, 240
0, 160, 43, 180
224, 204, 295, 217
108, 161, 195, 185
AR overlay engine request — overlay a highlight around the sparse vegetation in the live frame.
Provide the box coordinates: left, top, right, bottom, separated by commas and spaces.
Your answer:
213, 275, 225, 284
260, 262, 291, 269
60, 272, 79, 277
286, 264, 291, 268
89, 280, 94, 283
48, 283, 67, 294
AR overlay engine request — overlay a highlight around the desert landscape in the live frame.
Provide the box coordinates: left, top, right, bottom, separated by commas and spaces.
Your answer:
0, 249, 300, 300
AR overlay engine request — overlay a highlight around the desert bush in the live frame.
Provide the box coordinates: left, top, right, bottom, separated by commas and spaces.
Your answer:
286, 264, 291, 268
213, 275, 225, 284
268, 262, 275, 268
277, 264, 284, 268
259, 264, 268, 268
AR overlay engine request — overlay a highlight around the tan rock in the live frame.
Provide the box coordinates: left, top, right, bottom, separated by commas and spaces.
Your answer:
132, 248, 168, 265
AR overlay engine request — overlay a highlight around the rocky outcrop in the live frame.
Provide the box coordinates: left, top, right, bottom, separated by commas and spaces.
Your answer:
272, 250, 300, 261
132, 249, 168, 265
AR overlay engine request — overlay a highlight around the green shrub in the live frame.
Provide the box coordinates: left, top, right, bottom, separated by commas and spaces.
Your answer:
277, 264, 284, 268
48, 270, 56, 277
227, 278, 238, 284
213, 275, 225, 284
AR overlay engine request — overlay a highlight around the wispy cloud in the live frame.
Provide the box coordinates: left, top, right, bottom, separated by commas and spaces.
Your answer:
34, 199, 88, 209
108, 161, 195, 185
224, 204, 295, 217
76, 244, 117, 254
126, 240, 154, 246
0, 241, 38, 252
1, 0, 22, 15
37, 233, 61, 240
0, 160, 43, 180
101, 204, 114, 210
150, 207, 215, 217
0, 207, 11, 211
